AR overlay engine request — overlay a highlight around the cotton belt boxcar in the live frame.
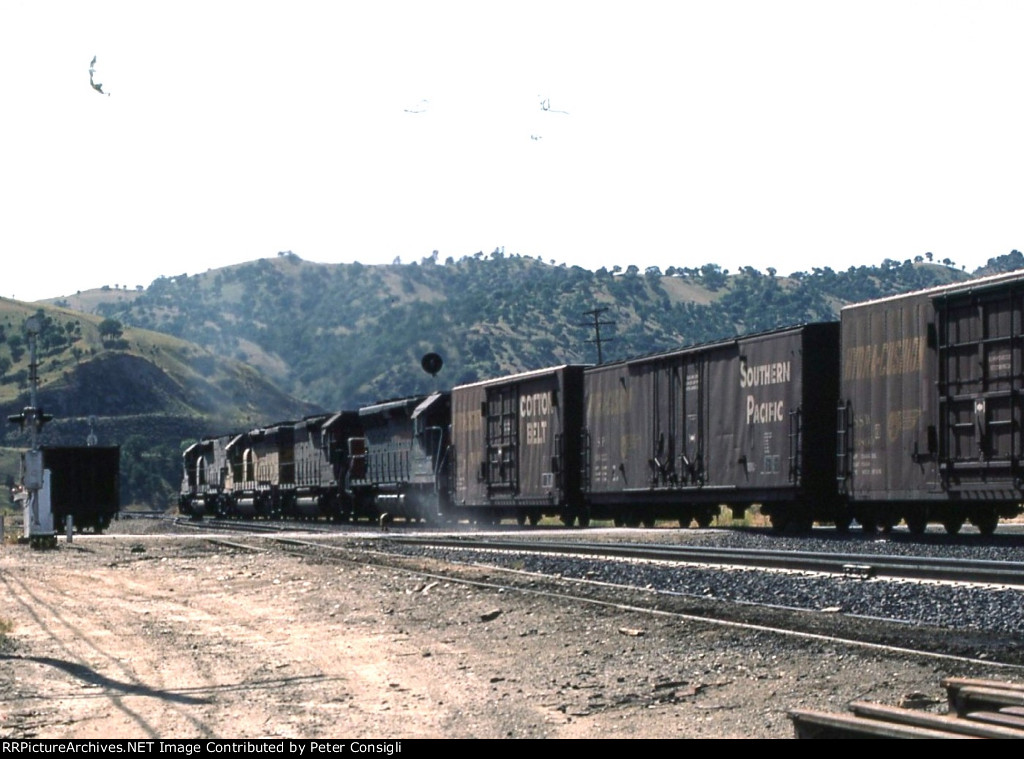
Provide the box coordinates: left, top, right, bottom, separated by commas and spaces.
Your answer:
450, 365, 587, 526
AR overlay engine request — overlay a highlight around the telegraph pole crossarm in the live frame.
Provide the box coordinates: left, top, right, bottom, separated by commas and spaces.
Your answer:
580, 307, 616, 365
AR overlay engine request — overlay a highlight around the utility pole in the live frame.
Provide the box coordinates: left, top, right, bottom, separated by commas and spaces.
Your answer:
580, 307, 615, 365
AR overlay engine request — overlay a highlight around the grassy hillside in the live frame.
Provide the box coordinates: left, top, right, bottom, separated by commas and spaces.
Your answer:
66, 251, 978, 411
0, 299, 320, 508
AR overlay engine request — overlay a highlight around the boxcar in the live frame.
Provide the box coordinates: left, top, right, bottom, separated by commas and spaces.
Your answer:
582, 323, 841, 530
348, 392, 451, 522
450, 365, 587, 525
838, 271, 1024, 533
42, 446, 120, 532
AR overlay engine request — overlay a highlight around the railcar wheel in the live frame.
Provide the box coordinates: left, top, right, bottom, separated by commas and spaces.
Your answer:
942, 516, 965, 535
904, 507, 928, 535
560, 514, 576, 527
858, 517, 877, 534
789, 515, 813, 533
516, 512, 527, 526
641, 516, 655, 528
695, 510, 715, 529
769, 512, 789, 533
614, 517, 625, 527
970, 509, 998, 536
528, 513, 540, 526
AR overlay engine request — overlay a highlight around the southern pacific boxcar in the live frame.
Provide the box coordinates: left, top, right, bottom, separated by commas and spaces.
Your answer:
181, 434, 234, 518
449, 365, 587, 525
348, 392, 452, 522
837, 271, 1024, 534
43, 446, 120, 532
582, 323, 841, 530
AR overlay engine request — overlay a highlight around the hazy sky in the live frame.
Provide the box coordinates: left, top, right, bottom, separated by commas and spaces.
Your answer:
4, 1, 1023, 301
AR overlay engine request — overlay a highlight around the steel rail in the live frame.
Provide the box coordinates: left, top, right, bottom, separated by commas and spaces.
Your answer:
386, 536, 1024, 587
170, 517, 1024, 586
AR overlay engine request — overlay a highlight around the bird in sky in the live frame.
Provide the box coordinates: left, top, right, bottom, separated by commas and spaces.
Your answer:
89, 56, 109, 96
539, 97, 568, 114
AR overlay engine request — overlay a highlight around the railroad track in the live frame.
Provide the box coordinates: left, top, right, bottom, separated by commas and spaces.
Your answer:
216, 531, 1020, 667
382, 535, 1024, 587
173, 519, 1024, 587
172, 516, 346, 534
166, 517, 1024, 657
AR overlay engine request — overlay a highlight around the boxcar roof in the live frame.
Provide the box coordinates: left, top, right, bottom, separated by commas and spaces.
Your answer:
588, 321, 827, 371
452, 364, 588, 392
841, 269, 1024, 312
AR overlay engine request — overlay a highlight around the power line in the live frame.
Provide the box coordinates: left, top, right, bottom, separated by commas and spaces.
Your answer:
580, 307, 615, 364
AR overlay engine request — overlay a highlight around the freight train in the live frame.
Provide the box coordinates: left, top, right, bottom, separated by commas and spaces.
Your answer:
180, 270, 1024, 534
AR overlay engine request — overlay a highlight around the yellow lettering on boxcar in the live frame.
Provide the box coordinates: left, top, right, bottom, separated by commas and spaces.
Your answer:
843, 337, 924, 380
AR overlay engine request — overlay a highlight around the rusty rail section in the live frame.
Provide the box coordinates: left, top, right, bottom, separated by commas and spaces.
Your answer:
789, 678, 1024, 738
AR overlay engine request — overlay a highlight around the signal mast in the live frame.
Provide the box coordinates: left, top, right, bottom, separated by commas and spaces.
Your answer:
8, 315, 55, 548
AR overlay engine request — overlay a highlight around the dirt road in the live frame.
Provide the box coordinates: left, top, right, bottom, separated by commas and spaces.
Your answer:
0, 529, 1011, 739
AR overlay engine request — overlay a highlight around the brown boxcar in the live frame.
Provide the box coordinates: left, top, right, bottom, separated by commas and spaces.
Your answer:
450, 365, 587, 525
838, 271, 1024, 533
582, 323, 840, 530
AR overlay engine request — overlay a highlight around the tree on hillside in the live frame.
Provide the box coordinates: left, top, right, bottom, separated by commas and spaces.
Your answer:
982, 250, 1024, 274
99, 318, 123, 341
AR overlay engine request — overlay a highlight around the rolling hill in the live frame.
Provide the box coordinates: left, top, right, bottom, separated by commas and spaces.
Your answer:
0, 299, 319, 508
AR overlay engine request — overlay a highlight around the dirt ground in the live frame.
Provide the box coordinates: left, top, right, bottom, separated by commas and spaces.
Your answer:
0, 526, 1018, 740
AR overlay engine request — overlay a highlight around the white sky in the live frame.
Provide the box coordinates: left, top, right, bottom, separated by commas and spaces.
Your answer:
4, 0, 1024, 302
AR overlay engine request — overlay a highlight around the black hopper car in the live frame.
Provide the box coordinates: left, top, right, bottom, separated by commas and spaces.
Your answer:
181, 270, 1024, 534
